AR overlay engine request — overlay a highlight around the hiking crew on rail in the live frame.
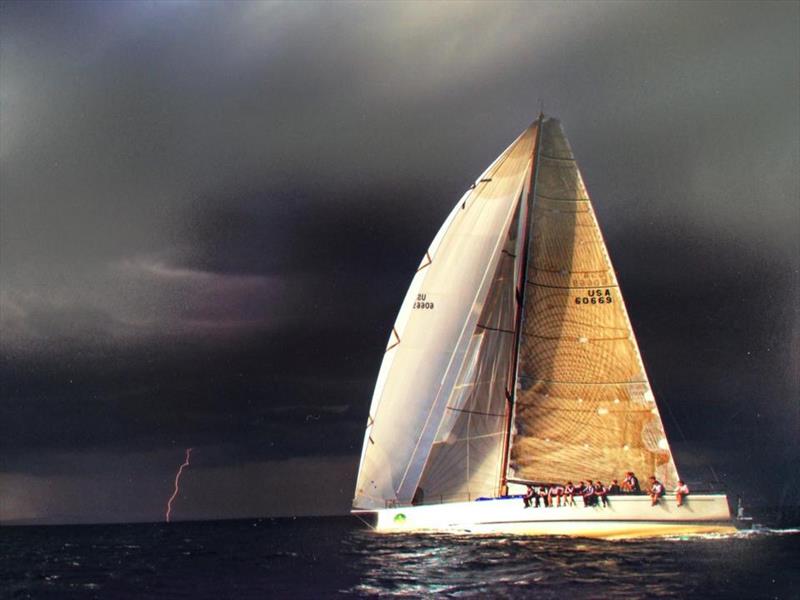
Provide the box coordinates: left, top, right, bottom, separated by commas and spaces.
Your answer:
520, 472, 689, 509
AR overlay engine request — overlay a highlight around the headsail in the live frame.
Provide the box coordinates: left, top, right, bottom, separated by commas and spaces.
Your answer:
508, 119, 679, 488
415, 202, 524, 503
353, 124, 538, 510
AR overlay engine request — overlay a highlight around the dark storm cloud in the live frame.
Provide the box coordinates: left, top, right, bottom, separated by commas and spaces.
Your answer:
1, 1, 798, 522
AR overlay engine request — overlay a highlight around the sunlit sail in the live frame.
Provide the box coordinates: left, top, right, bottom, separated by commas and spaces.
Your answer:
353, 115, 732, 538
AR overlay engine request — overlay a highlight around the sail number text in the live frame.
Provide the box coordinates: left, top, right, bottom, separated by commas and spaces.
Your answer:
413, 293, 435, 310
575, 288, 613, 305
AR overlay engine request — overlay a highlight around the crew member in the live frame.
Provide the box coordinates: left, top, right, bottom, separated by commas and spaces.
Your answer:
564, 481, 576, 507
623, 471, 641, 494
582, 480, 595, 507
649, 476, 665, 506
538, 485, 550, 507
549, 482, 564, 507
523, 484, 535, 508
595, 481, 609, 507
608, 479, 621, 495
675, 480, 689, 507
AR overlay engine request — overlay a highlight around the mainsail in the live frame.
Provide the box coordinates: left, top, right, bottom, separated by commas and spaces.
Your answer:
509, 118, 679, 489
354, 117, 679, 511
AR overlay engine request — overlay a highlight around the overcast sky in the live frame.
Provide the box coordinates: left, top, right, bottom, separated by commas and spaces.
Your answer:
1, 1, 798, 524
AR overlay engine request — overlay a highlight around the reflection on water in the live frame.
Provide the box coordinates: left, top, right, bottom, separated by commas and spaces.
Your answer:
342, 527, 800, 598
1, 518, 797, 599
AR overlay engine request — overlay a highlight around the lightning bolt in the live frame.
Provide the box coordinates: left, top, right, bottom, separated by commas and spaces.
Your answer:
165, 448, 193, 523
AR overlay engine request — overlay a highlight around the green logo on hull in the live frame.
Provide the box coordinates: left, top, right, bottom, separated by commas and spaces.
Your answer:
394, 513, 407, 523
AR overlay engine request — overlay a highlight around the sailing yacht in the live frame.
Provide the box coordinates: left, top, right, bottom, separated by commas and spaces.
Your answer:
352, 115, 733, 538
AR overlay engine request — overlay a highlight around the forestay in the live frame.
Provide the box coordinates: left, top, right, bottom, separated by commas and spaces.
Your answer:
353, 125, 538, 509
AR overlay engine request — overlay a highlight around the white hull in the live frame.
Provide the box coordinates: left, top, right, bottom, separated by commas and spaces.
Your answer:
355, 494, 734, 539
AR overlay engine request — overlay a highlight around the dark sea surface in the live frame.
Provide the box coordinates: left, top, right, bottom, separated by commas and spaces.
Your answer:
2, 516, 799, 599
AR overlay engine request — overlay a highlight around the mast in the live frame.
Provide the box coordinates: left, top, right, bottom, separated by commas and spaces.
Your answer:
498, 112, 544, 494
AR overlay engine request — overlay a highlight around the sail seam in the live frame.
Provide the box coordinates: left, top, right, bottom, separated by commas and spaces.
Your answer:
540, 154, 576, 161
532, 266, 609, 274
518, 377, 649, 385
524, 334, 631, 342
536, 193, 589, 202
526, 282, 620, 290
515, 409, 660, 417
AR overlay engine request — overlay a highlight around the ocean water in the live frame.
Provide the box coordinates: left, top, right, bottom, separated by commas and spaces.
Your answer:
2, 516, 798, 599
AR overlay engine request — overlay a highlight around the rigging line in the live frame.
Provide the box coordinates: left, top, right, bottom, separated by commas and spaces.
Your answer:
476, 323, 516, 335
445, 406, 506, 418
432, 432, 504, 443
652, 380, 720, 484
352, 512, 376, 531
